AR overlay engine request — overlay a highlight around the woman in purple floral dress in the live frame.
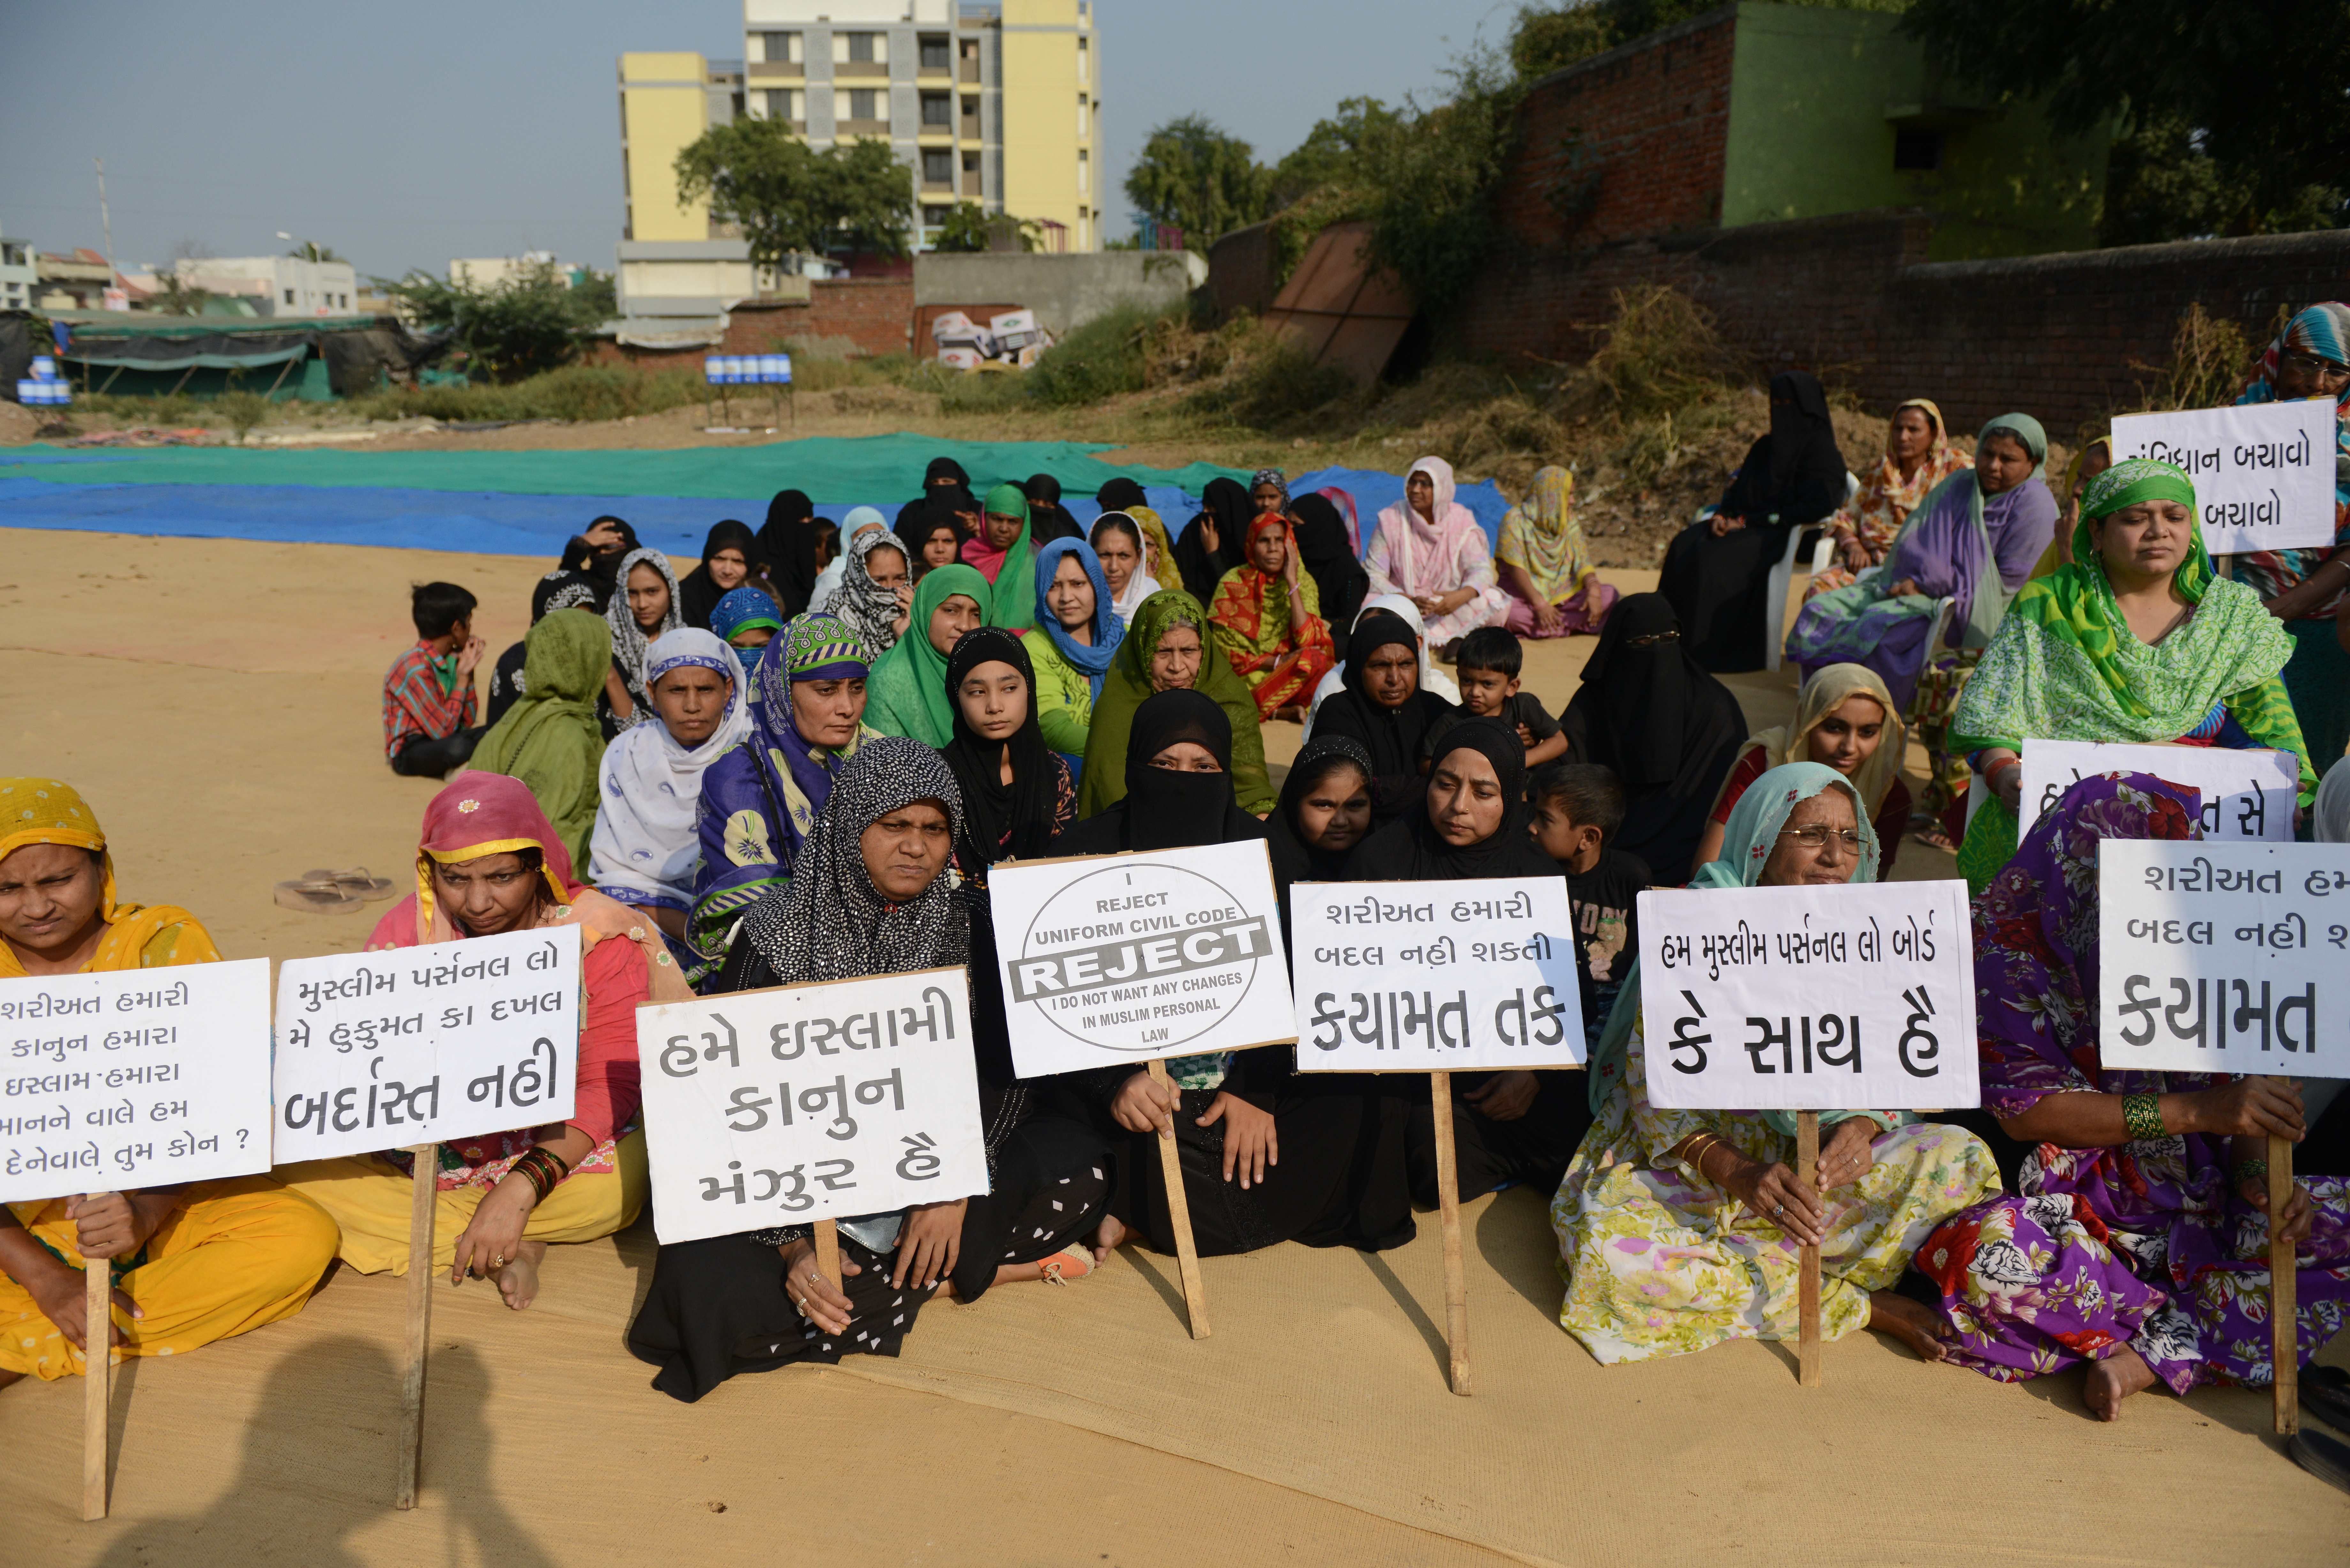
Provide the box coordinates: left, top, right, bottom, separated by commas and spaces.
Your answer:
1920, 773, 2350, 1418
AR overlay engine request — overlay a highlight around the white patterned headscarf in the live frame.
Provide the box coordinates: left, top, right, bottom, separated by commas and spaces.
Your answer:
604, 546, 686, 726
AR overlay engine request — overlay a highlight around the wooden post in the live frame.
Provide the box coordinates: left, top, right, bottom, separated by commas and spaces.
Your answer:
1428, 1070, 1471, 1397
1796, 1111, 1822, 1388
81, 1203, 111, 1523
1146, 1059, 1210, 1340
395, 1143, 436, 1511
813, 1219, 842, 1290
2272, 1129, 2298, 1436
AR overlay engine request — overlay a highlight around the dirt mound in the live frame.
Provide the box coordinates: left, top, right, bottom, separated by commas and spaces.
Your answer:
0, 398, 42, 446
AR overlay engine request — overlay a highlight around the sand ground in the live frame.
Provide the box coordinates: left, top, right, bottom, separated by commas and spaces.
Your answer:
3, 527, 2344, 1566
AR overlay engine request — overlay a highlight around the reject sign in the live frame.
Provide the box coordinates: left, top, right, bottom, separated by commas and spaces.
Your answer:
1636, 880, 1978, 1111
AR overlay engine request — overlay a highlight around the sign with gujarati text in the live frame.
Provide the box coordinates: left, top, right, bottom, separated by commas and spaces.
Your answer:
1636, 881, 1977, 1111
271, 926, 580, 1162
987, 841, 1293, 1079
635, 968, 988, 1245
2021, 740, 2297, 842
1289, 878, 1587, 1072
2, 958, 273, 1203
2110, 400, 2337, 554
2098, 839, 2350, 1078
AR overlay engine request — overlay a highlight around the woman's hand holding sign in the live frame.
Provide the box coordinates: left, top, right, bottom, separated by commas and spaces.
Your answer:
1111, 1069, 1180, 1135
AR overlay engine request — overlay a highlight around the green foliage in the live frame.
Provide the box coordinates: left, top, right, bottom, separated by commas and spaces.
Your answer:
1266, 98, 1406, 211
674, 119, 913, 267
2133, 303, 2259, 413
284, 240, 344, 263
1123, 116, 1271, 246
1507, 0, 1908, 78
151, 275, 214, 317
1201, 339, 1358, 432
215, 391, 268, 440
930, 203, 1041, 254
380, 261, 603, 383
1023, 302, 1165, 407
570, 268, 618, 321
348, 365, 709, 424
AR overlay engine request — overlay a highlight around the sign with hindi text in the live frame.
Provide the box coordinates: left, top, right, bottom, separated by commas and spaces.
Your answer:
1637, 881, 1978, 1111
2, 958, 274, 1203
2110, 400, 2337, 555
2021, 740, 2297, 842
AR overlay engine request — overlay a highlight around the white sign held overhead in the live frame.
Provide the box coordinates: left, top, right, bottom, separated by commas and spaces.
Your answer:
2098, 840, 2350, 1079
635, 968, 989, 1246
2021, 740, 2297, 842
1636, 880, 1978, 1112
1, 959, 275, 1204
987, 841, 1294, 1080
2110, 399, 2337, 555
271, 926, 581, 1163
1290, 878, 1587, 1073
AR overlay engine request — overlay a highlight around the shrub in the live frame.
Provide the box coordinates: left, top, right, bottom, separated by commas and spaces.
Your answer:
2134, 302, 2259, 412
349, 365, 709, 424
1023, 303, 1169, 407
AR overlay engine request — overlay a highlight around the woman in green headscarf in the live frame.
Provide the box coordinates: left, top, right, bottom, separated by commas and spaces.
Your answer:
1550, 760, 1999, 1366
863, 562, 989, 745
468, 608, 612, 872
1077, 588, 1275, 818
1950, 456, 2313, 890
961, 481, 1039, 632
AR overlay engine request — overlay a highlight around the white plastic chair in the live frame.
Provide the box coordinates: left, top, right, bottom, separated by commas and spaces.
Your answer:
1762, 471, 1862, 673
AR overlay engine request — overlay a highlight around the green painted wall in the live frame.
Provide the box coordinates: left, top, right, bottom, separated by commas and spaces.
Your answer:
1719, 3, 2108, 260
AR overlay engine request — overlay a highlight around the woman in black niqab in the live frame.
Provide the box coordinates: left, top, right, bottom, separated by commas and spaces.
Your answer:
1172, 476, 1250, 600
1289, 491, 1369, 662
1023, 472, 1083, 545
1050, 689, 1262, 856
755, 488, 821, 616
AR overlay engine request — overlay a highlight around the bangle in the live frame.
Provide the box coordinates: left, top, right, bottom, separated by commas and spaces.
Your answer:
2120, 1093, 2167, 1142
2235, 1157, 2270, 1183
509, 1146, 571, 1205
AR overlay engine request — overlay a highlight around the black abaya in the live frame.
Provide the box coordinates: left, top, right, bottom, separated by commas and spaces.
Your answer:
1309, 617, 1457, 823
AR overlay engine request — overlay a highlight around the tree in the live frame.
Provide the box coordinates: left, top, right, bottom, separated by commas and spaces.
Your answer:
152, 275, 215, 317
930, 202, 1041, 253
1266, 98, 1407, 212
674, 119, 913, 268
1507, 0, 1908, 78
380, 260, 600, 382
1123, 116, 1270, 245
284, 240, 344, 263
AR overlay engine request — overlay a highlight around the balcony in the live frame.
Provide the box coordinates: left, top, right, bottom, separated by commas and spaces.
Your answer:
748, 61, 803, 80
835, 118, 892, 137
832, 59, 889, 79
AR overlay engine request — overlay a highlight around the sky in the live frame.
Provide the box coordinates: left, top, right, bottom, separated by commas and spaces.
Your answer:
0, 0, 1520, 282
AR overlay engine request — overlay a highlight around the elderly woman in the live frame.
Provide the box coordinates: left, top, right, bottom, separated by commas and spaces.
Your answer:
599, 546, 687, 736
1497, 466, 1616, 637
864, 563, 990, 746
469, 607, 612, 874
628, 739, 1112, 1402
1022, 537, 1124, 767
0, 781, 339, 1387
1807, 399, 1971, 598
280, 775, 689, 1311
1309, 613, 1459, 824
1923, 774, 2350, 1419
1550, 762, 2000, 1365
963, 483, 1040, 633
1076, 588, 1275, 817
1951, 458, 2314, 891
1699, 663, 1910, 881
1210, 511, 1336, 723
1302, 594, 1462, 737
1365, 455, 1511, 656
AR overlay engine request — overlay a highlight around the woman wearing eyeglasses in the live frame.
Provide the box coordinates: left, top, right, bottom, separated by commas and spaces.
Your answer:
1548, 761, 2000, 1366
2225, 302, 2350, 769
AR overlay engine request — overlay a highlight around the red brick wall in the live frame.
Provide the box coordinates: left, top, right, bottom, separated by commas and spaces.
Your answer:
588, 279, 915, 369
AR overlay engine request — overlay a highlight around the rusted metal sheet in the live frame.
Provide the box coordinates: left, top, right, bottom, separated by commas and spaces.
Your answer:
1261, 221, 1416, 385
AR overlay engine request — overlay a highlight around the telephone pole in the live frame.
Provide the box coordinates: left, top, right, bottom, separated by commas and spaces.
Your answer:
95, 156, 115, 278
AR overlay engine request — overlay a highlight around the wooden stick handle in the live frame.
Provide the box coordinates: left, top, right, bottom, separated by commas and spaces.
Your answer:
813, 1218, 842, 1290
1796, 1112, 1822, 1388
81, 1196, 112, 1523
395, 1143, 436, 1511
1429, 1071, 1472, 1397
2271, 1128, 2298, 1436
1147, 1059, 1211, 1340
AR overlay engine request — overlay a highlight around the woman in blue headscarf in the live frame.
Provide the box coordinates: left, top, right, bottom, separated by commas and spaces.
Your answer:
1021, 536, 1125, 775
708, 586, 784, 681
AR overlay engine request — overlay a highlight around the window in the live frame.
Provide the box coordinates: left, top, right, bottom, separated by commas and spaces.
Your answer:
1077, 36, 1088, 83
283, 289, 295, 305
845, 31, 878, 63
919, 33, 950, 70
920, 91, 951, 127
1077, 93, 1088, 137
1077, 147, 1089, 194
754, 30, 800, 64
922, 149, 953, 185
764, 87, 802, 122
1893, 128, 1943, 171
922, 206, 951, 230
836, 87, 880, 123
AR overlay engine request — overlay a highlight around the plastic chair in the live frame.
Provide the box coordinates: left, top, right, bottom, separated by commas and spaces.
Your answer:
1761, 472, 1862, 674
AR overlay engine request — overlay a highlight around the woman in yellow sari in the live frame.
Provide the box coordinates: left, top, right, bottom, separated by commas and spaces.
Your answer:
1497, 466, 1616, 637
0, 780, 339, 1386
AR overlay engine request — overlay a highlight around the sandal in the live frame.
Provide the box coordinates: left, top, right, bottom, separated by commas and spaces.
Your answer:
1035, 1244, 1095, 1285
274, 879, 363, 915
1911, 824, 1959, 854
302, 866, 398, 900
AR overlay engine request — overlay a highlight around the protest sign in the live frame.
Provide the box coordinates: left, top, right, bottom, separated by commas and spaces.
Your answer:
635, 968, 988, 1247
271, 925, 580, 1163
2111, 399, 2337, 554
2021, 740, 2297, 842
1, 957, 273, 1204
1290, 878, 1586, 1073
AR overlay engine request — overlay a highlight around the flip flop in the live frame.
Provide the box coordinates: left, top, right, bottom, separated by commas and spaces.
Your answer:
275, 879, 363, 915
2304, 1364, 2350, 1434
302, 866, 398, 900
2290, 1427, 2350, 1495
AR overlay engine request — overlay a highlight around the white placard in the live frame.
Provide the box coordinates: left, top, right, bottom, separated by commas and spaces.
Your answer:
2099, 840, 2350, 1078
2021, 739, 2297, 841
1637, 881, 1977, 1111
271, 926, 581, 1162
987, 841, 1293, 1079
635, 968, 989, 1245
2110, 400, 2337, 555
1289, 878, 1586, 1072
1, 959, 274, 1202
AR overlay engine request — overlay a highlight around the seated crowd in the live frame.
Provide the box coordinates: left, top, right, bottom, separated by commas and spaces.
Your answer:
9, 307, 2350, 1447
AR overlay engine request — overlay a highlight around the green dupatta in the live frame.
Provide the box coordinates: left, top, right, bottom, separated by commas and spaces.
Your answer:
864, 564, 990, 747
1076, 587, 1275, 818
469, 608, 612, 872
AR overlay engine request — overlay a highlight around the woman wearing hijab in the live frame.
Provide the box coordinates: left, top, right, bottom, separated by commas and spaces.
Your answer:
488, 570, 603, 728
689, 614, 877, 977
2034, 433, 2114, 581
939, 627, 1076, 872
1557, 593, 1747, 888
1210, 511, 1336, 723
1097, 479, 1180, 594
1021, 536, 1123, 768
1921, 773, 2350, 1419
676, 519, 765, 630
280, 775, 690, 1313
628, 739, 1113, 1402
1301, 595, 1463, 737
1550, 761, 1998, 1366
1496, 466, 1615, 638
1289, 491, 1369, 660
1090, 510, 1164, 623
1075, 588, 1275, 817
588, 628, 751, 956
709, 586, 784, 680
580, 515, 640, 608
1660, 370, 1850, 671
1173, 477, 1249, 601
469, 607, 612, 874
811, 506, 888, 615
599, 546, 686, 737
2226, 302, 2350, 770
1022, 472, 1082, 544
1310, 614, 1459, 824
893, 455, 974, 536
1698, 663, 1910, 880
1263, 734, 1375, 936
1250, 468, 1290, 513
896, 492, 967, 583
825, 525, 914, 661
756, 489, 821, 617
961, 482, 1041, 632
1364, 456, 1511, 655
864, 563, 990, 745
1054, 691, 1413, 1258
1808, 399, 1971, 598
1950, 458, 2312, 891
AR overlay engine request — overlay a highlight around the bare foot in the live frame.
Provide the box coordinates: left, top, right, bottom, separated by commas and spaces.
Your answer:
1088, 1212, 1128, 1264
2083, 1345, 2158, 1421
494, 1240, 548, 1311
0, 1368, 23, 1392
1866, 1290, 1950, 1363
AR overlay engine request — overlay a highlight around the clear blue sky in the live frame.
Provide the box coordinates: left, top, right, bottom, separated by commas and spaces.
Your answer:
0, 0, 1517, 280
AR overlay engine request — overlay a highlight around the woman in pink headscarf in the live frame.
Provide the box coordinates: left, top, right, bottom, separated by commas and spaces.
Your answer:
1364, 455, 1510, 656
